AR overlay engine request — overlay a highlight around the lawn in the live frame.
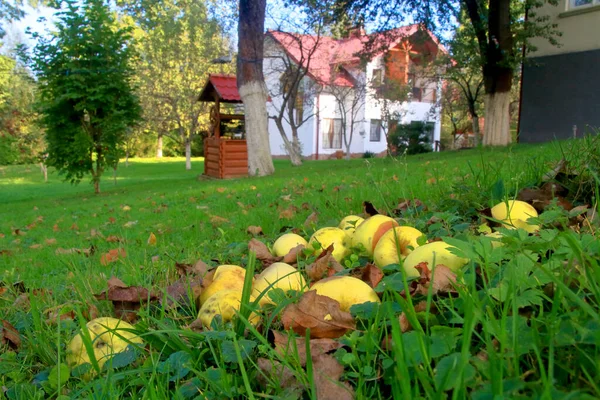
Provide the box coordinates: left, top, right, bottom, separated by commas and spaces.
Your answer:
1, 141, 599, 399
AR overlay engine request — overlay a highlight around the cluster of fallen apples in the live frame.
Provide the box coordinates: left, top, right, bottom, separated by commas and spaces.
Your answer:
66, 200, 539, 372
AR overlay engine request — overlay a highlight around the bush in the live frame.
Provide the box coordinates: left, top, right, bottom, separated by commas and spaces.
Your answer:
389, 121, 433, 155
363, 151, 376, 159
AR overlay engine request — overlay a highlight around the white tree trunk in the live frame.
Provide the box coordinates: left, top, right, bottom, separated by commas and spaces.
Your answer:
483, 92, 511, 146
471, 115, 481, 147
185, 139, 192, 170
157, 134, 163, 158
239, 81, 274, 176
280, 134, 302, 166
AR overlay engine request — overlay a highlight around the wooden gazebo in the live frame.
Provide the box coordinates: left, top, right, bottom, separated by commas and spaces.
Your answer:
198, 74, 248, 179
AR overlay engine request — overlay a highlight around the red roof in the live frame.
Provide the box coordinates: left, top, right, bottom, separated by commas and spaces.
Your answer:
267, 25, 446, 88
198, 74, 242, 103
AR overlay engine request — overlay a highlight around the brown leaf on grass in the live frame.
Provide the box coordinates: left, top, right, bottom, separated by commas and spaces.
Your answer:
163, 275, 203, 308
282, 244, 305, 264
1, 320, 21, 349
90, 229, 104, 238
395, 198, 427, 215
209, 215, 229, 225
405, 263, 457, 296
312, 353, 355, 400
216, 187, 227, 193
363, 201, 380, 217
13, 229, 26, 236
0, 249, 13, 257
270, 330, 343, 366
45, 238, 57, 245
279, 204, 299, 219
176, 259, 209, 277
256, 358, 303, 396
100, 248, 127, 266
29, 244, 42, 249
249, 238, 280, 268
303, 211, 319, 228
44, 304, 76, 324
52, 224, 59, 232
358, 263, 384, 289
398, 301, 431, 333
105, 235, 123, 243
0, 233, 4, 238
55, 246, 95, 256
147, 232, 157, 246
123, 220, 138, 228
70, 223, 79, 231
281, 290, 355, 339
517, 182, 573, 213
246, 225, 264, 236
305, 245, 344, 282
108, 217, 116, 224
94, 276, 158, 323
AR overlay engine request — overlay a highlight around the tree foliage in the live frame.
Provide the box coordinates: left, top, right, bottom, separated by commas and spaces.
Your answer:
119, 0, 232, 169
0, 54, 43, 165
30, 0, 141, 193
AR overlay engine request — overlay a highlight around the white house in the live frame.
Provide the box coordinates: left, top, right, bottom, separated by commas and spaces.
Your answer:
263, 24, 445, 159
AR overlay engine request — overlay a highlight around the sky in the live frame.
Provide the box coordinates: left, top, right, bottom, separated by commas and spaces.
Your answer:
2, 4, 56, 54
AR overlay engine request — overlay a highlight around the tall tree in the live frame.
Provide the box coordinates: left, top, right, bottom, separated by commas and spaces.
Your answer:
329, 75, 366, 160
30, 0, 141, 193
310, 0, 559, 146
238, 0, 274, 176
119, 0, 231, 169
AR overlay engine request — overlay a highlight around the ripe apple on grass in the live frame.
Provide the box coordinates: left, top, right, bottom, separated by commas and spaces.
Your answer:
350, 214, 399, 257
491, 199, 539, 233
373, 226, 425, 268
308, 227, 350, 262
402, 241, 469, 278
310, 276, 380, 312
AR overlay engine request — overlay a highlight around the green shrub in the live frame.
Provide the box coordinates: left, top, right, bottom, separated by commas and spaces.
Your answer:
389, 121, 433, 155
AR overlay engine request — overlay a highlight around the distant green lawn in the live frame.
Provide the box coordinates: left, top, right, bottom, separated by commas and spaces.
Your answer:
1, 145, 560, 291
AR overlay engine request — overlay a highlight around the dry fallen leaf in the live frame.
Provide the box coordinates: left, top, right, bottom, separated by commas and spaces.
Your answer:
147, 232, 157, 246
246, 226, 264, 236
282, 244, 305, 264
256, 358, 303, 396
248, 238, 281, 268
210, 215, 229, 225
123, 220, 138, 228
55, 246, 95, 256
398, 301, 431, 333
279, 204, 298, 219
354, 263, 384, 289
303, 211, 319, 228
100, 248, 127, 266
45, 238, 57, 245
271, 330, 343, 366
312, 353, 355, 400
405, 262, 458, 296
176, 259, 210, 277
106, 235, 123, 243
305, 245, 344, 282
281, 290, 355, 339
94, 276, 158, 323
1, 320, 21, 349
163, 275, 203, 308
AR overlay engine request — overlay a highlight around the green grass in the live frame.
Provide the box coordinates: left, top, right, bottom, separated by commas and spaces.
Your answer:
1, 142, 599, 399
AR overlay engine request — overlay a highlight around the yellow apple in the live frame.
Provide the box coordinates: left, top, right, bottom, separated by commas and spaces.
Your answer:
252, 262, 306, 305
402, 241, 469, 277
373, 226, 425, 268
350, 214, 399, 257
199, 265, 248, 305
338, 215, 365, 239
308, 227, 350, 262
66, 317, 143, 370
272, 233, 308, 257
198, 289, 260, 328
484, 231, 504, 248
491, 200, 539, 233
310, 276, 380, 312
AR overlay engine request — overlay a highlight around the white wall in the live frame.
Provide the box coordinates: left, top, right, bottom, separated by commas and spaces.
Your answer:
263, 41, 316, 157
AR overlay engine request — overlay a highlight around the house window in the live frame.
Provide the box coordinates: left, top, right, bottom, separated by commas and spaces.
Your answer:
411, 87, 422, 102
370, 119, 382, 142
372, 69, 382, 87
570, 0, 597, 8
322, 118, 342, 149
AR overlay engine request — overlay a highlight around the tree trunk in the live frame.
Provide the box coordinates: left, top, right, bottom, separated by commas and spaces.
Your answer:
276, 120, 303, 166
185, 137, 192, 170
483, 92, 511, 146
157, 133, 163, 158
471, 114, 481, 147
94, 179, 100, 194
125, 149, 130, 167
237, 0, 274, 177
